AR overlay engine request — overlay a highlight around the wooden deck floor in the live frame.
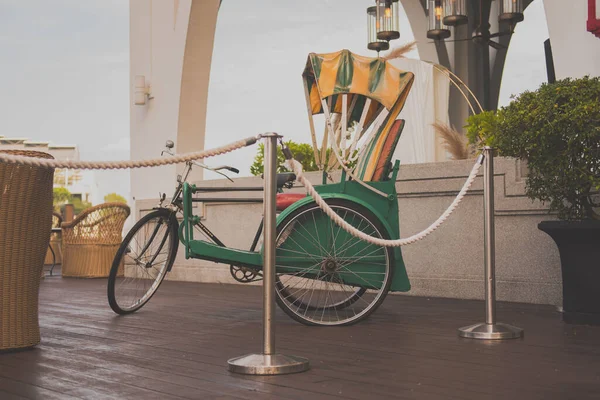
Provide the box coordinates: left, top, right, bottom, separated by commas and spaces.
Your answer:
1, 273, 599, 400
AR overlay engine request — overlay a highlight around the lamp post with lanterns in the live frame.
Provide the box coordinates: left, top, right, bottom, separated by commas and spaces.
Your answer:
366, 0, 529, 111
427, 0, 525, 40
425, 0, 526, 110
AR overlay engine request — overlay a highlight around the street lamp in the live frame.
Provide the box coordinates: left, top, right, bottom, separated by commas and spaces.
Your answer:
427, 0, 525, 42
376, 0, 401, 41
427, 0, 451, 40
443, 0, 468, 26
367, 6, 390, 52
499, 0, 525, 23
424, 0, 527, 110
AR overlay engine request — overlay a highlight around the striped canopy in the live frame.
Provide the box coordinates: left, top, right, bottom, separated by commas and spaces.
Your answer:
302, 49, 415, 183
303, 49, 414, 127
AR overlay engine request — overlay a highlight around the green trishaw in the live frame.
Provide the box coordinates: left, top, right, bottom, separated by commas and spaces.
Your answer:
108, 50, 415, 326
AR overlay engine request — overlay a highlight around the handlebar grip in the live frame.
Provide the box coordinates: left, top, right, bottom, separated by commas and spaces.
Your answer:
282, 145, 293, 160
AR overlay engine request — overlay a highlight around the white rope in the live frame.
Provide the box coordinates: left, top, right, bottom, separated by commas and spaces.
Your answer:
2, 129, 481, 247
288, 157, 483, 247
0, 136, 259, 170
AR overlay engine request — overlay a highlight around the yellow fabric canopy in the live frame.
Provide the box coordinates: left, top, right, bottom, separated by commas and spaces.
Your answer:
303, 49, 414, 123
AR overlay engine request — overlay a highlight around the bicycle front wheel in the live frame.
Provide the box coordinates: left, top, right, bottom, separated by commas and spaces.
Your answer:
108, 208, 178, 314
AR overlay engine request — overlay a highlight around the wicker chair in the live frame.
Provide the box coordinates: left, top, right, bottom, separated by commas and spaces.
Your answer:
0, 150, 54, 350
44, 212, 63, 265
61, 203, 130, 278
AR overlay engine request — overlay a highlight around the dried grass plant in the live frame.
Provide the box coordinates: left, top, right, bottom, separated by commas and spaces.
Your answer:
433, 122, 475, 160
381, 41, 417, 61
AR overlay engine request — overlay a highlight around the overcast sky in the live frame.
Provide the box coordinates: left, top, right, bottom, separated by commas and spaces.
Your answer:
0, 0, 548, 200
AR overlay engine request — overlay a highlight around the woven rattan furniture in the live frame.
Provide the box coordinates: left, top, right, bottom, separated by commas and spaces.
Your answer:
0, 150, 54, 350
61, 203, 130, 278
44, 212, 63, 266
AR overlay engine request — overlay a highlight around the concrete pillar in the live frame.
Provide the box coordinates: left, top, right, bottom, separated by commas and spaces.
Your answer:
176, 0, 220, 182
130, 0, 220, 217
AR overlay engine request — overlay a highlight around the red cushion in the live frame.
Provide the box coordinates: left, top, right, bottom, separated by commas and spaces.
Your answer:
276, 193, 305, 211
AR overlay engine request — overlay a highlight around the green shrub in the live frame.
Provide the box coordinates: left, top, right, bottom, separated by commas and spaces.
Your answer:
104, 193, 127, 204
53, 187, 71, 206
465, 110, 498, 148
466, 76, 600, 220
70, 197, 92, 214
52, 187, 92, 214
250, 140, 318, 176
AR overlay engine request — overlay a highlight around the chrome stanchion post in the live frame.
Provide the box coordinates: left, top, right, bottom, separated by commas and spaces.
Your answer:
263, 132, 277, 356
458, 147, 524, 340
228, 133, 310, 374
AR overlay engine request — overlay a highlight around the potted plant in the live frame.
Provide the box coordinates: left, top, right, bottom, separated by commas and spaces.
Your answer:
466, 76, 600, 325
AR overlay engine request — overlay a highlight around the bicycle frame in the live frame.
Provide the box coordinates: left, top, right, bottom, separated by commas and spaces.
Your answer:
160, 145, 301, 275
166, 139, 411, 292
180, 160, 411, 292
182, 182, 263, 268
150, 153, 267, 274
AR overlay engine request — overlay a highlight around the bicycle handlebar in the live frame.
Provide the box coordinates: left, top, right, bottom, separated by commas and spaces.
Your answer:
163, 141, 240, 182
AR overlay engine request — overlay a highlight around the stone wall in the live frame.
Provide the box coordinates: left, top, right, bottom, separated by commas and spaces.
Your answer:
135, 157, 562, 306
395, 158, 561, 306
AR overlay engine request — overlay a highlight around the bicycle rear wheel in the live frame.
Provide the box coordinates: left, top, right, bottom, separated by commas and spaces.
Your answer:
108, 208, 178, 314
275, 199, 394, 326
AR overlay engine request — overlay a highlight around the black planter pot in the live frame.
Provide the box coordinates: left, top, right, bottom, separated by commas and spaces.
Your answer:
538, 220, 600, 326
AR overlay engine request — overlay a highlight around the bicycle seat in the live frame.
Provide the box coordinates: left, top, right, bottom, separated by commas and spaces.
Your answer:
276, 172, 296, 189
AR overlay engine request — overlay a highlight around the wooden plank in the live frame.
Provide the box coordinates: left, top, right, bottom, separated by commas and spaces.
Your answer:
0, 391, 28, 400
0, 375, 80, 400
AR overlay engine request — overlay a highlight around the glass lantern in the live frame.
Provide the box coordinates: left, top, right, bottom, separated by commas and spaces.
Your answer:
367, 6, 390, 53
443, 0, 468, 26
427, 0, 451, 40
499, 0, 524, 23
376, 0, 400, 41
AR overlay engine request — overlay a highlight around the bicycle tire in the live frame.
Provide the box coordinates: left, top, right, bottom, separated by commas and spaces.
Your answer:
108, 208, 178, 315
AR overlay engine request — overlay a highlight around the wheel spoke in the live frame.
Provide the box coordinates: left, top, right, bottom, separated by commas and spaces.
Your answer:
294, 213, 332, 258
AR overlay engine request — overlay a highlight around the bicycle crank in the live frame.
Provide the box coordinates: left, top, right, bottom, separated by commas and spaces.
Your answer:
230, 265, 262, 283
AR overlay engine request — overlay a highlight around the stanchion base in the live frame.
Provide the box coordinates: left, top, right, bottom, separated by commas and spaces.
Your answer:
228, 353, 310, 375
458, 322, 524, 340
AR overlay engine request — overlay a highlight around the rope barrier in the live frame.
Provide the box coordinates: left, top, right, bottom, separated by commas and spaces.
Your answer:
0, 132, 482, 248
288, 156, 483, 247
0, 136, 259, 170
